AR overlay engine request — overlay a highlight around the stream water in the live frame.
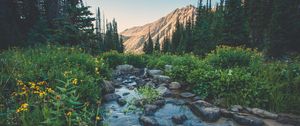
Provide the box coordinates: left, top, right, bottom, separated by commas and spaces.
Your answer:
101, 71, 237, 126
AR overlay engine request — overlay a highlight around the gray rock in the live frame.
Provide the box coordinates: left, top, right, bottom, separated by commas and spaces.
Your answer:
154, 99, 165, 107
192, 96, 202, 101
251, 108, 278, 119
154, 75, 171, 83
164, 65, 173, 72
192, 100, 213, 107
116, 64, 134, 72
122, 92, 130, 96
169, 82, 181, 90
139, 116, 159, 126
220, 109, 234, 118
199, 107, 221, 122
171, 115, 188, 124
233, 114, 264, 126
230, 105, 243, 112
156, 86, 172, 97
104, 93, 121, 102
189, 101, 220, 122
145, 81, 156, 88
180, 92, 196, 98
102, 80, 115, 94
148, 70, 163, 77
117, 98, 127, 106
144, 104, 159, 115
277, 114, 300, 126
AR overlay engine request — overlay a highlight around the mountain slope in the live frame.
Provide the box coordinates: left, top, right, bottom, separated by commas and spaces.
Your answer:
121, 5, 196, 53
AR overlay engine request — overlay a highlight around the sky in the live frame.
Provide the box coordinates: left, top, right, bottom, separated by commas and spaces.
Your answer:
84, 0, 218, 32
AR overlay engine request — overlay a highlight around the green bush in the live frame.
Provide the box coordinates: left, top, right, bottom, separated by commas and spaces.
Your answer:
137, 85, 160, 104
206, 45, 263, 69
0, 45, 109, 125
101, 51, 125, 68
101, 51, 149, 68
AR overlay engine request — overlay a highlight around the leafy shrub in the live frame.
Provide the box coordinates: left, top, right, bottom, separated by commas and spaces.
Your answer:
101, 51, 149, 68
124, 54, 149, 68
137, 86, 160, 104
101, 51, 125, 68
206, 45, 263, 69
0, 45, 109, 125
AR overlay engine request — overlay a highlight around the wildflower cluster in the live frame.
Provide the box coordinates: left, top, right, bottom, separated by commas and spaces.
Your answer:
16, 103, 29, 113
15, 80, 54, 98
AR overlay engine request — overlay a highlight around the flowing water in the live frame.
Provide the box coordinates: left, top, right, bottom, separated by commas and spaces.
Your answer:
101, 72, 237, 126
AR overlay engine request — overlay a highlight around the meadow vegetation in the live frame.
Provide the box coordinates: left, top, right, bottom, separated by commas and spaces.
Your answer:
0, 45, 299, 125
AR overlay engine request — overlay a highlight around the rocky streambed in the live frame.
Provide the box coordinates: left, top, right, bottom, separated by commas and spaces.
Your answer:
100, 64, 299, 126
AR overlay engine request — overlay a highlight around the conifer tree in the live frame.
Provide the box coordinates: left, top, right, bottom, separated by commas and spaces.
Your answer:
223, 0, 248, 46
154, 34, 161, 52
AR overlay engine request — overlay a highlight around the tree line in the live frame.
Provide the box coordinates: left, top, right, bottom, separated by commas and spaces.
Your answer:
0, 0, 123, 54
144, 0, 300, 57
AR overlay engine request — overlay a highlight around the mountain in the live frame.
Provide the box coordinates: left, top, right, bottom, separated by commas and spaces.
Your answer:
121, 5, 196, 53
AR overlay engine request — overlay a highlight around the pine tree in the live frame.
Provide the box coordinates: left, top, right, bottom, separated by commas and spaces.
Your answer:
162, 36, 171, 53
118, 36, 124, 53
154, 34, 161, 52
223, 0, 248, 46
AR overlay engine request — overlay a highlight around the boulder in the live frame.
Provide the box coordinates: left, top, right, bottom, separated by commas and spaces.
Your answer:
192, 100, 213, 107
180, 92, 196, 98
169, 82, 181, 90
220, 109, 234, 118
154, 75, 171, 83
154, 99, 165, 107
192, 96, 202, 101
144, 104, 159, 116
148, 70, 163, 77
116, 64, 134, 73
189, 101, 220, 122
233, 114, 264, 126
117, 98, 127, 106
102, 80, 115, 94
139, 116, 159, 126
171, 115, 188, 124
230, 105, 243, 112
251, 108, 278, 119
145, 81, 156, 88
103, 93, 121, 102
156, 86, 172, 97
277, 114, 300, 126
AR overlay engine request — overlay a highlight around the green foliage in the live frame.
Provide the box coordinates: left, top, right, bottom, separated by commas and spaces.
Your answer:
0, 44, 109, 125
137, 86, 160, 104
206, 45, 263, 69
101, 51, 148, 68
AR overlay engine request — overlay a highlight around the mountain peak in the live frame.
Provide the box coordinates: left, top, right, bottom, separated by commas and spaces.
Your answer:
121, 5, 196, 53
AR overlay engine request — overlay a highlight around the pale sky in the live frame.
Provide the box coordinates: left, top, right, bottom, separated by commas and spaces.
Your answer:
84, 0, 218, 32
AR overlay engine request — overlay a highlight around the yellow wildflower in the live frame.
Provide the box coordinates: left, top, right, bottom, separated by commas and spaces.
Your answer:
16, 103, 29, 113
96, 116, 101, 121
66, 111, 72, 116
38, 81, 47, 85
46, 88, 54, 93
72, 79, 78, 85
35, 86, 40, 91
38, 91, 46, 97
17, 80, 24, 86
29, 82, 36, 86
